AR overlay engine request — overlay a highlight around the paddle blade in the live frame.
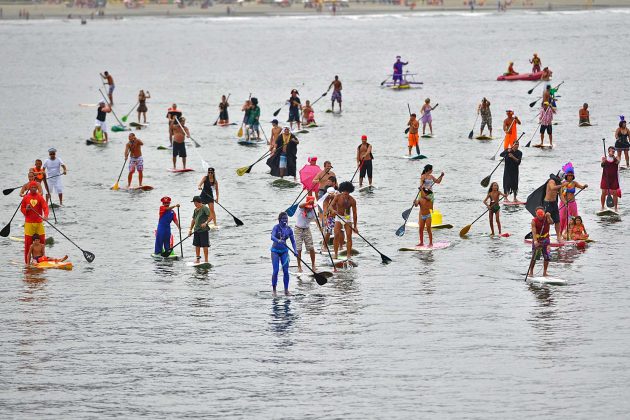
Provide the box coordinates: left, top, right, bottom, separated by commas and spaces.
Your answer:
314, 273, 328, 286
83, 250, 95, 263
401, 208, 412, 220
480, 175, 491, 188
527, 87, 534, 94
0, 223, 10, 237
161, 248, 174, 258
380, 254, 393, 264
468, 130, 474, 139
237, 126, 243, 137
273, 108, 281, 117
606, 194, 614, 208
3, 187, 17, 196
404, 127, 410, 134
236, 166, 248, 176
529, 100, 537, 108
122, 115, 128, 122
286, 204, 299, 217
525, 141, 532, 148
111, 182, 120, 191
525, 232, 533, 239
233, 216, 244, 227
459, 224, 472, 238
395, 224, 406, 237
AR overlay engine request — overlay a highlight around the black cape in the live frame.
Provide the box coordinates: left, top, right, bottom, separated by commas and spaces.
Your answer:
525, 173, 561, 217
267, 134, 298, 177
500, 149, 522, 196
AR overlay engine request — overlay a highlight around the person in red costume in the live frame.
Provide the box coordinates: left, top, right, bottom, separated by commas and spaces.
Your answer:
20, 181, 49, 264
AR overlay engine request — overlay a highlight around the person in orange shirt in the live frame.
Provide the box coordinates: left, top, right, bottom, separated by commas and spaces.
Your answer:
579, 103, 590, 125
503, 110, 521, 150
407, 113, 420, 156
20, 182, 49, 263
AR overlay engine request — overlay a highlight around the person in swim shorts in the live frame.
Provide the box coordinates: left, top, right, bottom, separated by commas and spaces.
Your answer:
483, 181, 508, 236
330, 181, 357, 260
544, 172, 564, 242
529, 207, 553, 277
357, 135, 373, 188
415, 164, 444, 247
125, 133, 144, 188
294, 196, 317, 273
407, 113, 420, 156
100, 71, 115, 105
328, 75, 342, 112
27, 234, 67, 265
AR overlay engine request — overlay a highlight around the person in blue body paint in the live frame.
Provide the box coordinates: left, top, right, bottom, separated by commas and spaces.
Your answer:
270, 212, 297, 296
392, 56, 409, 86
154, 196, 181, 256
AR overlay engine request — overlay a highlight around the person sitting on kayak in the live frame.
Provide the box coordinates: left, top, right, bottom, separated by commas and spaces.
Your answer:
579, 103, 590, 125
392, 56, 408, 86
27, 234, 67, 265
154, 196, 180, 256
529, 53, 541, 73
528, 207, 553, 277
504, 61, 518, 76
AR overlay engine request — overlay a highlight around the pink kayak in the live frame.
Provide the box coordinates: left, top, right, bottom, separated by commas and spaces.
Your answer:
497, 71, 544, 81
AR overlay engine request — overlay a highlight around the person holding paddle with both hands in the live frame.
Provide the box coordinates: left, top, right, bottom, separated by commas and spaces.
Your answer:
503, 110, 521, 150
414, 165, 444, 247
189, 196, 211, 265
270, 212, 298, 297
528, 207, 554, 278
357, 135, 373, 188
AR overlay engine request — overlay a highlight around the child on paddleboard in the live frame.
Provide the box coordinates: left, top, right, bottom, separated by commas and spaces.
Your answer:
27, 234, 67, 265
483, 182, 507, 236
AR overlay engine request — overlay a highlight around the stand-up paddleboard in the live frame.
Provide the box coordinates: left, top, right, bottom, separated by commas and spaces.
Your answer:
421, 134, 435, 139
168, 168, 195, 173
50, 203, 62, 209
527, 276, 567, 286
406, 222, 453, 229
620, 166, 629, 172
403, 154, 427, 160
111, 125, 129, 132
151, 252, 179, 260
579, 122, 593, 127
10, 236, 54, 245
157, 145, 171, 150
32, 260, 73, 270
79, 103, 98, 107
358, 185, 377, 193
187, 261, 212, 269
524, 239, 588, 248
304, 123, 319, 128
237, 138, 264, 146
86, 138, 108, 146
217, 122, 237, 126
129, 122, 148, 128
596, 209, 619, 217
475, 135, 493, 140
503, 200, 526, 206
533, 144, 553, 150
332, 257, 357, 268
399, 241, 451, 251
271, 179, 300, 188
338, 248, 360, 256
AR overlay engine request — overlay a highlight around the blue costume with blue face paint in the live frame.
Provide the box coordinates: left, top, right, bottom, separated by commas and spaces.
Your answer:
155, 206, 178, 254
270, 215, 297, 291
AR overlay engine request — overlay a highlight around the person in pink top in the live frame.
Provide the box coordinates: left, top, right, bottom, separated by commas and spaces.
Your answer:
538, 101, 556, 148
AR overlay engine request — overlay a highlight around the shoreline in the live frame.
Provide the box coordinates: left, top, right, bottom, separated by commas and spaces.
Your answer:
0, 1, 627, 21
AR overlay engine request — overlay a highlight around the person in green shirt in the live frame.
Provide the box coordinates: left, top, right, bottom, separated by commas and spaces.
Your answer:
247, 97, 261, 140
189, 196, 210, 263
92, 125, 106, 143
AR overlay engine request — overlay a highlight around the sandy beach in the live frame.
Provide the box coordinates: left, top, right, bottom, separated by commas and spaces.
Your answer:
0, 0, 626, 20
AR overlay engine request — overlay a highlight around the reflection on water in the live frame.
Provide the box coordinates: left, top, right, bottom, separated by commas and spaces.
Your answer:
269, 298, 296, 339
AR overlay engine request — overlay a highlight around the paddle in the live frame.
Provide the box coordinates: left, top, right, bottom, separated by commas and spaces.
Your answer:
272, 103, 284, 117
177, 206, 183, 258
311, 90, 329, 106
47, 194, 58, 224
336, 217, 392, 264
0, 202, 22, 238
380, 75, 391, 86
481, 133, 525, 187
286, 247, 328, 285
527, 80, 543, 95
396, 189, 422, 237
121, 101, 138, 123
214, 201, 244, 226
236, 151, 271, 176
313, 207, 336, 272
603, 138, 615, 208
490, 118, 517, 160
529, 81, 564, 108
524, 125, 540, 148
111, 157, 128, 190
213, 93, 230, 126
175, 117, 201, 148
3, 173, 63, 196
350, 159, 363, 184
286, 191, 308, 217
404, 103, 412, 134
468, 113, 479, 139
162, 233, 192, 257
459, 196, 505, 237
31, 208, 95, 262
98, 89, 125, 127
524, 247, 537, 282
237, 93, 252, 137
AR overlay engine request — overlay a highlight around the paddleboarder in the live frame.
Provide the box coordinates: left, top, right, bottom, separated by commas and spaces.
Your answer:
42, 148, 67, 206
503, 110, 521, 150
287, 89, 302, 131
528, 207, 553, 277
267, 127, 299, 181
541, 67, 553, 82
538, 101, 556, 148
189, 196, 211, 264
414, 164, 444, 247
543, 173, 564, 242
328, 75, 342, 112
294, 196, 317, 273
357, 135, 373, 188
172, 117, 190, 170
499, 142, 522, 202
124, 133, 144, 188
529, 53, 541, 73
559, 162, 587, 239
27, 234, 67, 265
600, 146, 620, 212
166, 104, 182, 147
478, 98, 492, 137
483, 182, 508, 236
614, 118, 630, 167
420, 98, 436, 136
579, 103, 590, 125
313, 161, 336, 199
330, 181, 357, 261
407, 113, 420, 156
95, 100, 111, 143
218, 95, 229, 125
247, 97, 261, 140
269, 119, 281, 147
270, 211, 297, 296
154, 197, 180, 256
92, 125, 106, 144
137, 90, 150, 124
321, 186, 338, 254
392, 56, 408, 87
197, 167, 219, 226
100, 71, 115, 105
241, 99, 252, 131
20, 182, 49, 264
302, 100, 315, 126
20, 171, 43, 197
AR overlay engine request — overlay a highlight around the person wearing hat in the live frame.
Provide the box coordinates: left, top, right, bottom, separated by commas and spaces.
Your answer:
287, 89, 302, 131
502, 110, 521, 150
392, 56, 408, 87
197, 167, 219, 226
218, 95, 229, 125
357, 135, 373, 188
504, 61, 518, 76
528, 206, 554, 277
328, 75, 342, 112
124, 133, 145, 188
42, 148, 67, 205
247, 97, 261, 140
313, 161, 336, 200
538, 101, 556, 148
20, 181, 49, 264
95, 100, 111, 142
529, 53, 542, 73
267, 126, 299, 180
166, 104, 182, 147
99, 71, 115, 105
269, 119, 281, 147
294, 195, 317, 273
171, 117, 190, 170
559, 162, 587, 239
154, 197, 180, 256
189, 196, 211, 263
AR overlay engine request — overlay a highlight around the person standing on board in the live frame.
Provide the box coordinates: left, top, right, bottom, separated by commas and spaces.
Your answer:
124, 133, 144, 188
392, 56, 408, 87
543, 173, 564, 242
100, 71, 115, 105
270, 211, 297, 297
287, 89, 302, 131
601, 146, 620, 212
166, 104, 182, 147
500, 141, 522, 202
137, 90, 150, 124
313, 161, 336, 200
190, 196, 211, 264
478, 97, 492, 137
558, 163, 587, 240
218, 95, 229, 125
197, 167, 219, 227
614, 118, 630, 168
357, 135, 373, 188
328, 75, 342, 112
529, 53, 541, 73
172, 117, 190, 170
528, 207, 553, 277
538, 101, 556, 148
294, 196, 317, 273
21, 182, 49, 264
503, 110, 520, 150
154, 196, 180, 256
42, 148, 67, 205
414, 164, 444, 247
247, 97, 261, 140
330, 181, 358, 261
407, 113, 420, 156
420, 98, 436, 136
95, 100, 111, 143
269, 119, 281, 147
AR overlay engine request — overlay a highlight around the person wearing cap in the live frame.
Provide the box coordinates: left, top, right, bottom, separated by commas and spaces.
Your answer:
313, 161, 336, 200
171, 117, 190, 170
579, 103, 590, 126
166, 104, 182, 147
269, 119, 281, 147
100, 71, 115, 105
267, 126, 299, 180
42, 148, 67, 205
95, 100, 111, 142
189, 196, 211, 263
328, 75, 342, 112
558, 162, 587, 240
287, 89, 302, 131
392, 56, 408, 87
502, 110, 521, 150
20, 182, 49, 264
124, 133, 144, 188
529, 53, 542, 73
528, 206, 554, 277
154, 197, 181, 256
357, 135, 373, 188
614, 118, 630, 168
218, 95, 229, 125
544, 173, 565, 242
270, 212, 297, 296
294, 196, 317, 273
330, 181, 357, 260
478, 97, 492, 137
504, 61, 518, 76
197, 167, 219, 226
538, 101, 556, 148
246, 97, 261, 140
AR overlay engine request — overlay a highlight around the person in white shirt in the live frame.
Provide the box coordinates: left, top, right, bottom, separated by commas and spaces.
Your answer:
294, 195, 317, 273
42, 148, 67, 205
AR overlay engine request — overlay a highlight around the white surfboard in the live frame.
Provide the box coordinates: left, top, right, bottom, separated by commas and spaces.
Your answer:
527, 276, 567, 286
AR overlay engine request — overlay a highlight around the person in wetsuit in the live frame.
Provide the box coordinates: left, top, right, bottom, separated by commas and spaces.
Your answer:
270, 212, 297, 296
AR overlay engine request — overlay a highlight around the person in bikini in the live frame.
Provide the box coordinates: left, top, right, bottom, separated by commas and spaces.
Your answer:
330, 181, 357, 260
614, 117, 630, 168
569, 216, 589, 241
483, 181, 508, 236
559, 162, 587, 239
27, 234, 67, 265
320, 185, 338, 254
414, 164, 444, 247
